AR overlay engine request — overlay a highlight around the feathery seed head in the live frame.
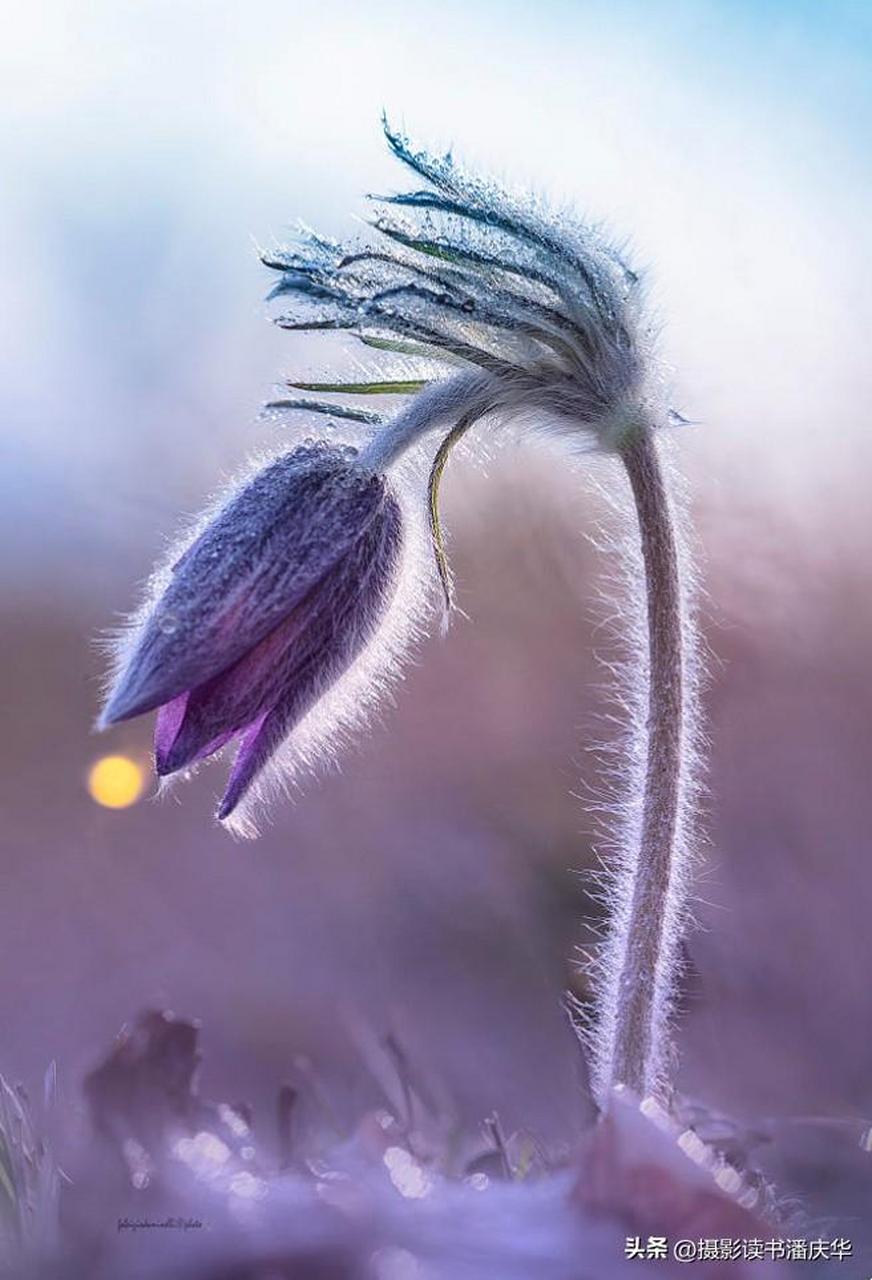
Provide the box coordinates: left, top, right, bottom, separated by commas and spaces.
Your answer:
265, 118, 667, 608
265, 117, 655, 464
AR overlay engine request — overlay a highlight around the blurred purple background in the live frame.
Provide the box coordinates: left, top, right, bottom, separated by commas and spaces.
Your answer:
2, 0, 871, 1240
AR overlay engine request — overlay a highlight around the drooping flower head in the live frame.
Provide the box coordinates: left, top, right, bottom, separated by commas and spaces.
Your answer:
102, 119, 676, 834
101, 442, 410, 831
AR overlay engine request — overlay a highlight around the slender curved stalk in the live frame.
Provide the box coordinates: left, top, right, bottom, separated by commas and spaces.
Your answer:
598, 423, 689, 1099
362, 402, 692, 1102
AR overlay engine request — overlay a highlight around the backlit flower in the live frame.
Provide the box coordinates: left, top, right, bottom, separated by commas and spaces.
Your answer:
101, 442, 405, 828
261, 117, 682, 607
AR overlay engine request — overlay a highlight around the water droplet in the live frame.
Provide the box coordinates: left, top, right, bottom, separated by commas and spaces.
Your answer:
158, 612, 179, 635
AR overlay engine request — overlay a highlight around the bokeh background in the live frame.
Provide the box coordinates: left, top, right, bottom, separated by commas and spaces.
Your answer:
2, 0, 871, 1247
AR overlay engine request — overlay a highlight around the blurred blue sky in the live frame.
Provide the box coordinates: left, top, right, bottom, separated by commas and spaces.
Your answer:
2, 0, 871, 597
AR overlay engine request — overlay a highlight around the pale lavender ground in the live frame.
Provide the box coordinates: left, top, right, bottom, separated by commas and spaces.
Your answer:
1, 441, 870, 1269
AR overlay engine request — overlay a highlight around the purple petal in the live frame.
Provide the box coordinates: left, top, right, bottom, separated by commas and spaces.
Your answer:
154, 693, 189, 771
102, 445, 389, 726
216, 715, 273, 821
215, 493, 404, 820
154, 601, 309, 775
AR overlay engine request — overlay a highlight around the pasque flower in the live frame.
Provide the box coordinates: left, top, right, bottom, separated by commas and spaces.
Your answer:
261, 120, 698, 1105
101, 443, 404, 825
103, 120, 700, 1113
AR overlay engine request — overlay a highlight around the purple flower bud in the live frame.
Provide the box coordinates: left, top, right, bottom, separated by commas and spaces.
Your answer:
101, 442, 404, 825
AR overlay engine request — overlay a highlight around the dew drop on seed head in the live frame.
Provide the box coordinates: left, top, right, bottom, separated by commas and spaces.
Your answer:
158, 612, 179, 635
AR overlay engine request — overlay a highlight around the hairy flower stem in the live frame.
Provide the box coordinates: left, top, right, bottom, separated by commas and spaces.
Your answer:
605, 424, 686, 1099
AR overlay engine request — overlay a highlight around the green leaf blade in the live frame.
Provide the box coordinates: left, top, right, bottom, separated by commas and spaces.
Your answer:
288, 380, 428, 396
